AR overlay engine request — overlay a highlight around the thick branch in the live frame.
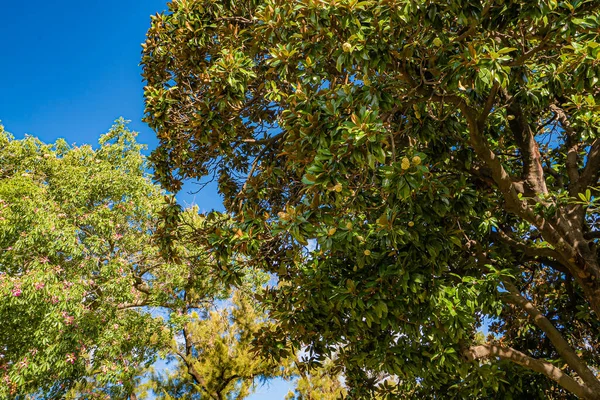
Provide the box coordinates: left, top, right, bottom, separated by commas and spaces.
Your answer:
217, 374, 241, 394
175, 348, 218, 400
550, 104, 581, 195
583, 231, 600, 241
464, 344, 599, 399
455, 95, 581, 271
520, 255, 571, 275
507, 102, 548, 195
478, 82, 499, 129
578, 138, 600, 193
493, 230, 563, 261
492, 230, 570, 274
503, 283, 600, 393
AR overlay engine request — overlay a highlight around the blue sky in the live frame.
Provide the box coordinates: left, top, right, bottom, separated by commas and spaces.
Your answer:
0, 0, 291, 397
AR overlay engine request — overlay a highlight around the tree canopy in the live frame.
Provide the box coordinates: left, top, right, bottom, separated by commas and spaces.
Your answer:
142, 0, 600, 398
0, 120, 171, 397
0, 121, 293, 399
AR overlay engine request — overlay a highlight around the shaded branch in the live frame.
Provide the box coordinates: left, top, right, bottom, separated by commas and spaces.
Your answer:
176, 344, 218, 400
583, 231, 600, 241
503, 282, 600, 393
550, 104, 580, 194
505, 42, 552, 67
492, 230, 570, 274
507, 100, 548, 195
578, 138, 600, 193
236, 132, 284, 211
463, 344, 598, 399
478, 82, 499, 129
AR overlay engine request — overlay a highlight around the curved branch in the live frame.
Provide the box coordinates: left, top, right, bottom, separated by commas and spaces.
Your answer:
507, 101, 548, 195
463, 344, 598, 399
550, 104, 580, 195
236, 132, 284, 211
578, 138, 600, 193
492, 230, 570, 274
456, 96, 581, 271
503, 283, 600, 393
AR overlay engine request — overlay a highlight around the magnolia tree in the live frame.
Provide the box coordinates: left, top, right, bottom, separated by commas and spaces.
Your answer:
143, 0, 600, 398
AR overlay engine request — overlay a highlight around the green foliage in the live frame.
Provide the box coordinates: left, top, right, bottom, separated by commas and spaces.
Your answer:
0, 120, 294, 398
0, 120, 171, 397
143, 290, 292, 400
143, 0, 600, 398
286, 360, 346, 400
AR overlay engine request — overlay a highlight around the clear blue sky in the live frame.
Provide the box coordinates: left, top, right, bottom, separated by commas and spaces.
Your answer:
0, 1, 292, 397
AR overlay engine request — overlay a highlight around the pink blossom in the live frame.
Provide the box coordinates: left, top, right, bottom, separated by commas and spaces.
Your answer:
66, 353, 76, 364
50, 296, 59, 304
114, 233, 123, 240
62, 312, 74, 325
18, 358, 28, 369
39, 256, 50, 264
12, 287, 22, 297
34, 282, 45, 290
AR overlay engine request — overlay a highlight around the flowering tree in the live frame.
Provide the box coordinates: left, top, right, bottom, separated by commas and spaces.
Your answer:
0, 120, 226, 397
0, 120, 300, 399
0, 120, 172, 396
142, 0, 600, 398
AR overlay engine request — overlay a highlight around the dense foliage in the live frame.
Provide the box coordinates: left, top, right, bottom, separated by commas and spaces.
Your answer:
0, 120, 169, 397
142, 288, 291, 400
285, 360, 347, 400
0, 122, 290, 399
143, 0, 600, 398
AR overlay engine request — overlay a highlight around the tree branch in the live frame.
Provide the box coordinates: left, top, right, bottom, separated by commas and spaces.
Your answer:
454, 95, 581, 272
503, 282, 600, 393
492, 230, 570, 274
463, 344, 599, 399
583, 231, 600, 241
478, 82, 499, 130
175, 348, 217, 400
578, 138, 600, 193
550, 104, 580, 194
507, 101, 548, 195
505, 42, 552, 67
493, 230, 563, 260
236, 132, 284, 211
